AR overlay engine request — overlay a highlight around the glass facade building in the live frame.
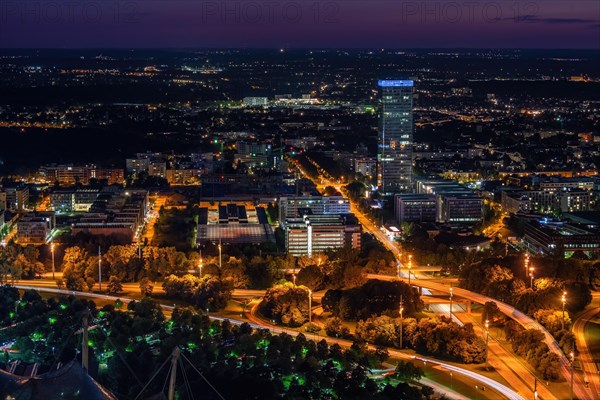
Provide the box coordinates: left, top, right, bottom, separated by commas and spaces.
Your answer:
378, 80, 414, 194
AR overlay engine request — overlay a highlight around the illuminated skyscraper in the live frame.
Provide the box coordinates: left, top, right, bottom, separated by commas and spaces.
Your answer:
377, 80, 414, 194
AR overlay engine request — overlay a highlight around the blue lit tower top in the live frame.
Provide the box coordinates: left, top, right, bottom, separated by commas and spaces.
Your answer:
378, 80, 414, 87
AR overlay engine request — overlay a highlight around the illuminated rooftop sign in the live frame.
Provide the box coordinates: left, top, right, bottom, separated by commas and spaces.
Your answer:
378, 80, 414, 87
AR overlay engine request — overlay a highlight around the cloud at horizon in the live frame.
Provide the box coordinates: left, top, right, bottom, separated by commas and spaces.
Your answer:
0, 0, 598, 48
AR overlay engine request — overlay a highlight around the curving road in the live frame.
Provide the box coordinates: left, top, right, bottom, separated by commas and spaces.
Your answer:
452, 306, 557, 400
294, 156, 588, 398
573, 306, 600, 399
14, 284, 522, 400
368, 273, 589, 400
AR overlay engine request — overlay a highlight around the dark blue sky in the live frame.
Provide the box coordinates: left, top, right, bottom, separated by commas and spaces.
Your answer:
1, 0, 599, 48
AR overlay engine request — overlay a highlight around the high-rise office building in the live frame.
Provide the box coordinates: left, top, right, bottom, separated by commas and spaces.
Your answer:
377, 80, 414, 194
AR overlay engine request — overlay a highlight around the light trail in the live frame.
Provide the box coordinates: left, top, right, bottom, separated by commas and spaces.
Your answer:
15, 285, 521, 400
413, 356, 524, 400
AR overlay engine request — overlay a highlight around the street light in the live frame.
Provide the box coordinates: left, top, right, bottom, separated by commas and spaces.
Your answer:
408, 254, 413, 286
562, 291, 567, 331
529, 266, 534, 289
524, 252, 530, 279
198, 256, 203, 277
308, 288, 312, 323
399, 296, 404, 349
485, 319, 490, 369
449, 286, 453, 320
570, 352, 575, 400
218, 241, 222, 270
50, 242, 55, 280
98, 246, 102, 292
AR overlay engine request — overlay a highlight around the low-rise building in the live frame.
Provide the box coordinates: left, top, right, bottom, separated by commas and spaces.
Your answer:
243, 97, 268, 107
501, 191, 531, 214
284, 214, 361, 256
524, 220, 600, 257
1, 183, 29, 211
197, 204, 274, 244
501, 189, 594, 214
40, 164, 124, 185
165, 168, 202, 185
394, 194, 437, 223
279, 196, 350, 223
437, 193, 483, 224
70, 189, 148, 242
354, 157, 377, 177
50, 188, 100, 213
0, 191, 6, 211
17, 211, 56, 244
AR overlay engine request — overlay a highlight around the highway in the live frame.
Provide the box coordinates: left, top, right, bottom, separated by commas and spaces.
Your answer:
295, 156, 589, 399
13, 284, 523, 400
451, 306, 557, 400
573, 305, 600, 399
369, 273, 589, 400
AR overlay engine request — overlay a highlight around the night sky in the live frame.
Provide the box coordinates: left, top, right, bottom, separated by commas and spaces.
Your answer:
0, 0, 599, 48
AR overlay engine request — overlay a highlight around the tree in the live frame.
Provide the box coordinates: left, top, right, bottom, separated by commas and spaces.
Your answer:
342, 265, 366, 289
193, 276, 233, 311
62, 246, 89, 284
534, 309, 572, 334
162, 274, 199, 300
481, 301, 501, 325
13, 252, 43, 280
107, 276, 123, 294
261, 283, 310, 327
65, 276, 85, 291
322, 279, 423, 321
355, 316, 401, 347
104, 245, 137, 282
0, 243, 19, 283
405, 317, 486, 363
86, 277, 96, 291
296, 265, 326, 290
139, 277, 154, 297
374, 346, 389, 363
395, 361, 423, 382
56, 278, 65, 290
324, 317, 351, 339
222, 256, 250, 288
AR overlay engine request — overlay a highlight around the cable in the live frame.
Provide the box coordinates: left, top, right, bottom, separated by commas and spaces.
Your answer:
49, 327, 77, 371
133, 355, 173, 400
161, 359, 173, 395
179, 357, 195, 400
181, 352, 226, 400
95, 323, 143, 387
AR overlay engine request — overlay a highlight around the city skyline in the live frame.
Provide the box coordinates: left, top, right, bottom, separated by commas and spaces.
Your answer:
0, 17, 599, 398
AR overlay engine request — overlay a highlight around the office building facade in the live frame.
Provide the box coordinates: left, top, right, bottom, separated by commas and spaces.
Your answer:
377, 80, 414, 194
17, 212, 56, 244
285, 214, 361, 257
394, 194, 437, 223
279, 196, 351, 223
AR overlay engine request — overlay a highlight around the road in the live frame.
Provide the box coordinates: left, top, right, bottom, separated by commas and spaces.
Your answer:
13, 284, 521, 400
15, 278, 320, 301
140, 195, 166, 245
573, 306, 600, 399
369, 273, 589, 400
453, 307, 557, 400
295, 156, 588, 399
